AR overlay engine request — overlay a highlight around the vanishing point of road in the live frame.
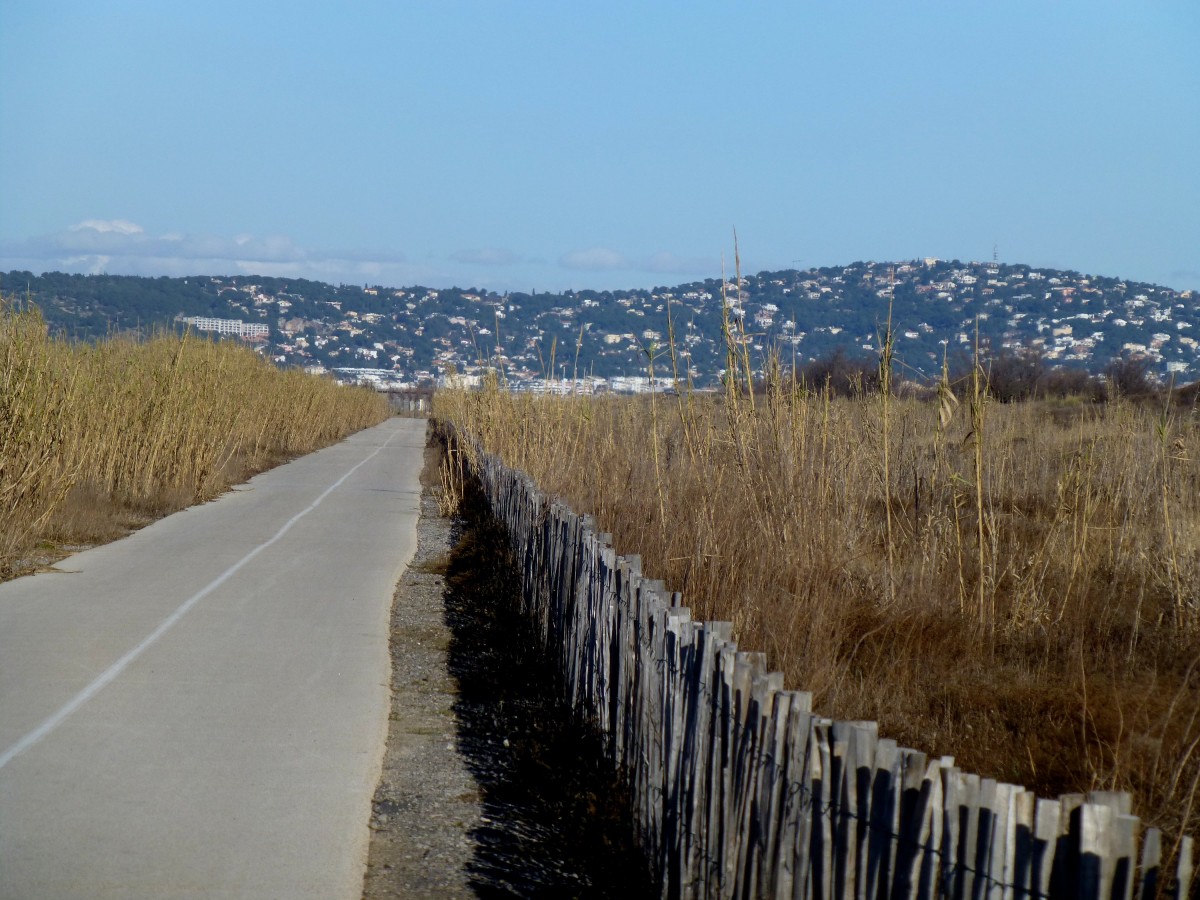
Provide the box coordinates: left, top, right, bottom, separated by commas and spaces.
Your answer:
0, 417, 425, 899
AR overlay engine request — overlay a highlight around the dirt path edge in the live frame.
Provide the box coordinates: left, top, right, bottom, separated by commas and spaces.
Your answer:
361, 432, 482, 898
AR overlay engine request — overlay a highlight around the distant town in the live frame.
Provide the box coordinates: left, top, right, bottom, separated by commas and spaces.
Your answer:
4, 259, 1196, 391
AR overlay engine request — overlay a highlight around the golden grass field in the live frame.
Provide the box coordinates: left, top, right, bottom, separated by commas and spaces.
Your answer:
1, 299, 390, 579
435, 372, 1200, 871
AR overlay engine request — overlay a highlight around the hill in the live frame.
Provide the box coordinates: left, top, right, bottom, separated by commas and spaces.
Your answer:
2, 260, 1196, 387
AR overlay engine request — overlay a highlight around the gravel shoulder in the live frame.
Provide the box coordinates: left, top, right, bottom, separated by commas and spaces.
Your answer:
362, 438, 482, 898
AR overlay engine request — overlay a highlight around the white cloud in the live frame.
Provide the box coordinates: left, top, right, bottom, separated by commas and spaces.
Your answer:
0, 222, 723, 291
69, 219, 144, 235
2, 222, 301, 264
61, 254, 112, 275
0, 222, 412, 283
559, 247, 628, 271
451, 247, 522, 266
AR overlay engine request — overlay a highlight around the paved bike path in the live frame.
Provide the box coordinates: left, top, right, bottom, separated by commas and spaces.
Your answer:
0, 417, 425, 899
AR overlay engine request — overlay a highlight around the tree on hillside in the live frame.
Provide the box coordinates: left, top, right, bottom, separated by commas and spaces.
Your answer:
1105, 355, 1156, 398
796, 348, 881, 396
986, 349, 1049, 402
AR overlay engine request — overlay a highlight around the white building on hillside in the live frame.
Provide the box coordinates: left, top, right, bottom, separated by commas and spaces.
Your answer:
181, 316, 269, 341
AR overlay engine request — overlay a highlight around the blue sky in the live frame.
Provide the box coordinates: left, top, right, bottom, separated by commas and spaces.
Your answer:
1, 1, 1197, 292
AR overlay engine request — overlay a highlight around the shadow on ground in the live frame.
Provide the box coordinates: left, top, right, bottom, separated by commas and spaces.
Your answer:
444, 480, 656, 898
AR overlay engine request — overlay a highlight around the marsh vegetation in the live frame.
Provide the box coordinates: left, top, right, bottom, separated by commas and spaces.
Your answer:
436, 368, 1200, 874
1, 299, 390, 579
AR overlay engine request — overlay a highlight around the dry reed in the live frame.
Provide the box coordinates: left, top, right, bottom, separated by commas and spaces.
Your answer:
435, 374, 1200, 873
1, 299, 390, 578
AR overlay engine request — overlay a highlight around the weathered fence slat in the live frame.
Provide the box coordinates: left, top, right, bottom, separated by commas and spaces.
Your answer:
1178, 836, 1194, 900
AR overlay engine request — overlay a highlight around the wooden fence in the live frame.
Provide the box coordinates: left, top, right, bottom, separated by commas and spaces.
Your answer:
466, 441, 1195, 900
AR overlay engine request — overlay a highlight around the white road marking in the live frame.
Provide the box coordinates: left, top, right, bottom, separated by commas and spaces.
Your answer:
0, 430, 398, 771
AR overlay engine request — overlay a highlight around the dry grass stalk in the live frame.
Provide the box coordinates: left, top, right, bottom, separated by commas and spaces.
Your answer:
435, 375, 1200, 875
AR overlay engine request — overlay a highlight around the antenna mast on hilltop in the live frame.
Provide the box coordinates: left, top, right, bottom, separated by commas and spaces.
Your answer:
993, 243, 999, 264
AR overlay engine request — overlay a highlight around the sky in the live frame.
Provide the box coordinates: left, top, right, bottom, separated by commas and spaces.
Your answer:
1, 1, 1197, 294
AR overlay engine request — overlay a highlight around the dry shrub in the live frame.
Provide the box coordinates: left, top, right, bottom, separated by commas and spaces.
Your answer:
436, 375, 1200, 869
0, 299, 390, 576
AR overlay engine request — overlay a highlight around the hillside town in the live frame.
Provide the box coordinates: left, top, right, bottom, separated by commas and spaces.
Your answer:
6, 259, 1197, 391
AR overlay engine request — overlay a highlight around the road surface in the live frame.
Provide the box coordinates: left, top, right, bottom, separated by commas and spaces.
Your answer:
0, 417, 425, 899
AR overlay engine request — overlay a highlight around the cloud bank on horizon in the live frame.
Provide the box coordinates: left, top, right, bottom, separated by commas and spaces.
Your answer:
0, 220, 403, 280
0, 221, 726, 290
6, 220, 1193, 295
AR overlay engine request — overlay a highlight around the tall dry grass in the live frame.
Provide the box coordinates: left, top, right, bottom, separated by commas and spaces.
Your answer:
436, 375, 1200, 872
1, 299, 390, 577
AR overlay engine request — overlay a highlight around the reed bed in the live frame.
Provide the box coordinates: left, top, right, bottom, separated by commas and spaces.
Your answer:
435, 376, 1200, 871
1, 300, 389, 577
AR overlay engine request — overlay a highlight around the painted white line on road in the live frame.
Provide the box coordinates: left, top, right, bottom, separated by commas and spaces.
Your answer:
0, 429, 399, 772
